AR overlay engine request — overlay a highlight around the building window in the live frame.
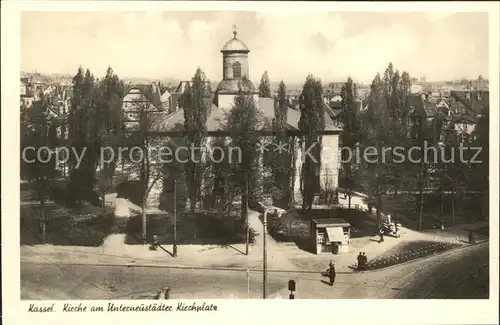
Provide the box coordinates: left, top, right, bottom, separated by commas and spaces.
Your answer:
232, 61, 242, 79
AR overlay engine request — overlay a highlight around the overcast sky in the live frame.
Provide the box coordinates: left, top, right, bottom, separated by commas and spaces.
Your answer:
21, 11, 489, 84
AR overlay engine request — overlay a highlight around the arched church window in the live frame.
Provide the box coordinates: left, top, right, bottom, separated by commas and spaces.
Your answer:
232, 61, 242, 79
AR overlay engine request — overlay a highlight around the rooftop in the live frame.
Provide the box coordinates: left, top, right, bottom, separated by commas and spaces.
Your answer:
216, 78, 256, 94
221, 30, 250, 53
150, 96, 342, 133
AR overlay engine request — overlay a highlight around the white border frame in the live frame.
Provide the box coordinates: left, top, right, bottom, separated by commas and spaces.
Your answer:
2, 2, 499, 325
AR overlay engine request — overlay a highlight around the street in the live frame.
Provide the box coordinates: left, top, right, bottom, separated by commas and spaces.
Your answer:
21, 262, 290, 299
21, 242, 489, 299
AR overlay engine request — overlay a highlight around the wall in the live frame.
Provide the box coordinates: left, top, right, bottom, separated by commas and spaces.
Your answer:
122, 89, 157, 129
253, 94, 260, 109
223, 53, 249, 80
320, 134, 340, 190
217, 93, 259, 111
292, 134, 340, 202
218, 94, 236, 110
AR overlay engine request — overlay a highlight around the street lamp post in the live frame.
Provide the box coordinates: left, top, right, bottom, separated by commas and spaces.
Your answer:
262, 207, 275, 299
263, 209, 268, 299
173, 180, 178, 257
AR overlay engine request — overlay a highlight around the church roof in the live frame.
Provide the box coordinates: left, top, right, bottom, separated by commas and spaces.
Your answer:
150, 97, 341, 133
221, 31, 250, 53
216, 79, 256, 94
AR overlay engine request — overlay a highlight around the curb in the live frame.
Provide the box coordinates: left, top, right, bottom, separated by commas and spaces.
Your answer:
354, 239, 488, 274
21, 259, 352, 274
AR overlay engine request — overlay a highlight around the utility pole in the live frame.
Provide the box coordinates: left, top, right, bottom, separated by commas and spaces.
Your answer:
245, 173, 249, 256
263, 209, 269, 299
246, 269, 250, 299
173, 180, 178, 257
418, 110, 425, 231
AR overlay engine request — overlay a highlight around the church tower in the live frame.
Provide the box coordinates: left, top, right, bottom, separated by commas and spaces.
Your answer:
216, 26, 259, 110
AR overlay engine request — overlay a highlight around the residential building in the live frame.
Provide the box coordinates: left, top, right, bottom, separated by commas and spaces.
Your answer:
122, 82, 171, 130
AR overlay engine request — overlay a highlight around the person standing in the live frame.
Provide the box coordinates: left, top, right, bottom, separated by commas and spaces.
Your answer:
362, 252, 367, 268
328, 261, 336, 286
356, 252, 363, 269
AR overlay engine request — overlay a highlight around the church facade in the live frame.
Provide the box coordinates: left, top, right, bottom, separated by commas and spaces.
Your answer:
126, 30, 342, 209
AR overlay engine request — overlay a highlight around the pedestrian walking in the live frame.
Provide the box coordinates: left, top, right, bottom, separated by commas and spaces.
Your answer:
378, 228, 385, 243
328, 261, 336, 286
468, 230, 475, 244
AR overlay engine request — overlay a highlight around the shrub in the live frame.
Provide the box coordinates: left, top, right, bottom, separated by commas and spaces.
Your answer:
51, 186, 67, 205
116, 180, 144, 207
365, 241, 462, 270
20, 206, 115, 246
125, 212, 255, 245
49, 181, 102, 208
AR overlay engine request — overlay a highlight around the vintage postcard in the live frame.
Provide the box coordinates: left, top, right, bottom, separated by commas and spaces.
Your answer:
2, 1, 499, 325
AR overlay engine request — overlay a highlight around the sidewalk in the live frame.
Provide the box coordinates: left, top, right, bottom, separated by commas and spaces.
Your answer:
20, 210, 288, 271
21, 210, 301, 272
21, 240, 266, 270
247, 211, 298, 271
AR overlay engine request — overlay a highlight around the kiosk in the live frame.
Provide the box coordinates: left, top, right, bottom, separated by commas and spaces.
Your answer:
312, 218, 351, 254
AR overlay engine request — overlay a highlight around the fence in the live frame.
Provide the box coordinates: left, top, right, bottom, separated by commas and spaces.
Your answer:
365, 239, 464, 270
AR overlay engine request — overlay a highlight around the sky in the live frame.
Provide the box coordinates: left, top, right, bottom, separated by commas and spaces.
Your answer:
21, 11, 489, 84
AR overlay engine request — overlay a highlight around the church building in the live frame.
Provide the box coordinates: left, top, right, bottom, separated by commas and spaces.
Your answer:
126, 29, 342, 209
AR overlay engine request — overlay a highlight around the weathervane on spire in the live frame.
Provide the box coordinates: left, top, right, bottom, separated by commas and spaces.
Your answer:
232, 24, 237, 38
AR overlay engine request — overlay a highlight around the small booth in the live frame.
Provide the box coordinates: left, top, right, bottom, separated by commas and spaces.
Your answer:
312, 218, 351, 255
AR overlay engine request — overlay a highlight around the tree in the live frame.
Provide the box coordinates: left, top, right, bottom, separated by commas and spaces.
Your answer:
67, 68, 101, 205
181, 68, 211, 212
358, 63, 416, 228
438, 124, 462, 226
224, 77, 264, 254
275, 81, 292, 206
358, 72, 392, 226
128, 94, 168, 243
470, 113, 489, 219
258, 71, 272, 98
95, 66, 125, 207
298, 75, 325, 220
264, 80, 292, 207
339, 77, 360, 208
21, 95, 58, 242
